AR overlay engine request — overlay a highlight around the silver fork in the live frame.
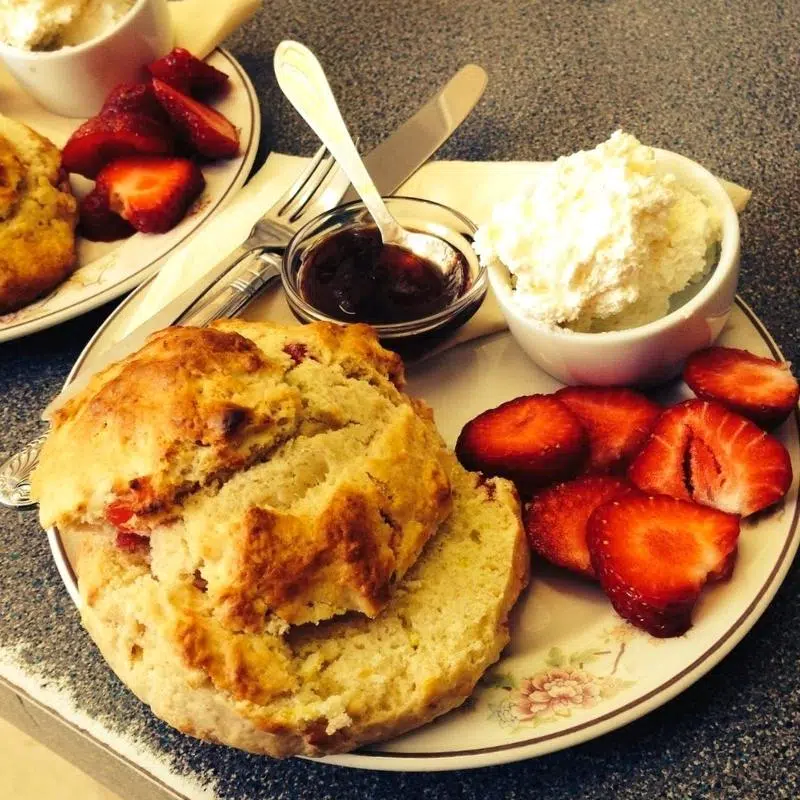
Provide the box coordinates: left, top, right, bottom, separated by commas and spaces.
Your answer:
175, 144, 350, 326
0, 146, 348, 509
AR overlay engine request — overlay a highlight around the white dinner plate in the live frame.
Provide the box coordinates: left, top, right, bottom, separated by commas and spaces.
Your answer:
47, 291, 799, 772
0, 48, 260, 342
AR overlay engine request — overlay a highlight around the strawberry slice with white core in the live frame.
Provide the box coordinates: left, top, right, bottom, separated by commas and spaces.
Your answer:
555, 387, 662, 473
684, 346, 799, 429
587, 494, 741, 637
524, 475, 636, 577
628, 399, 792, 517
96, 156, 205, 234
152, 78, 239, 159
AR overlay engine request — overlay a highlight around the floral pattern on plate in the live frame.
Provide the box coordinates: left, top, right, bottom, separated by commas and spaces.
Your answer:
484, 624, 638, 732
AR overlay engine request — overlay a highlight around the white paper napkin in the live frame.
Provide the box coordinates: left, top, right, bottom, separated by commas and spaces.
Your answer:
121, 153, 752, 353
169, 0, 263, 59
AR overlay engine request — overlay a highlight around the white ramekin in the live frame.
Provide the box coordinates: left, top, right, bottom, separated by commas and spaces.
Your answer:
488, 148, 741, 387
0, 0, 173, 118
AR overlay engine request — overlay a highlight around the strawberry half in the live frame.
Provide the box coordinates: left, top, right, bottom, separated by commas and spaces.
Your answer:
629, 399, 792, 517
96, 156, 205, 234
78, 189, 136, 242
62, 112, 174, 179
524, 475, 636, 578
101, 82, 168, 122
587, 494, 740, 637
555, 387, 662, 473
455, 395, 587, 492
147, 48, 230, 98
152, 78, 239, 159
684, 346, 799, 429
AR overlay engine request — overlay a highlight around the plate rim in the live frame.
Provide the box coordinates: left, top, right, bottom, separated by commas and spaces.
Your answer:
0, 47, 260, 343
45, 296, 800, 773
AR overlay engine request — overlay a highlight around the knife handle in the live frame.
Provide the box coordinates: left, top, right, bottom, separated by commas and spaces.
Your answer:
178, 250, 283, 328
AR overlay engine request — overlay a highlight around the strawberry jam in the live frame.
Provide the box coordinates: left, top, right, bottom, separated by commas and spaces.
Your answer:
298, 226, 468, 324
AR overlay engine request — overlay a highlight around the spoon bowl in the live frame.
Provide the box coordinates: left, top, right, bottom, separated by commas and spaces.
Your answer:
273, 40, 463, 274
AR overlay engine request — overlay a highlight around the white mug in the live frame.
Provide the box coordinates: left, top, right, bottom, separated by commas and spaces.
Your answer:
0, 0, 173, 118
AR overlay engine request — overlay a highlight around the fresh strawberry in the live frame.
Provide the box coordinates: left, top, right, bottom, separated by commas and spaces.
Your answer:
628, 399, 792, 517
78, 189, 136, 242
587, 494, 740, 637
555, 387, 662, 473
524, 475, 636, 577
455, 395, 587, 491
684, 346, 799, 429
147, 48, 229, 98
101, 82, 168, 122
62, 112, 174, 179
152, 79, 239, 159
96, 156, 205, 234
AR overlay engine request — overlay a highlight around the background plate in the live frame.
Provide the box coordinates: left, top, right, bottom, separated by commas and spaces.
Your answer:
47, 295, 799, 772
0, 48, 260, 342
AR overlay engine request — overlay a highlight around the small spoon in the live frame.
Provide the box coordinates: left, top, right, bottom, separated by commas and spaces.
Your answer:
273, 40, 461, 271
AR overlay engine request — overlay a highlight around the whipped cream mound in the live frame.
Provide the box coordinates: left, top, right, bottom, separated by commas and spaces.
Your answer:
0, 0, 135, 51
475, 130, 721, 332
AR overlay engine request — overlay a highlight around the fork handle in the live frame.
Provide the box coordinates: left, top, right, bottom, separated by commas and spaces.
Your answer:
177, 250, 282, 328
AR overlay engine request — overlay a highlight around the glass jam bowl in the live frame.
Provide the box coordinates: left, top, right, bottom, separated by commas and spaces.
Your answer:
281, 196, 487, 357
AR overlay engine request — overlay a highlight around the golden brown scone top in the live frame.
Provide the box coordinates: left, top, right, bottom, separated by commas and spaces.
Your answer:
34, 320, 452, 625
0, 115, 78, 314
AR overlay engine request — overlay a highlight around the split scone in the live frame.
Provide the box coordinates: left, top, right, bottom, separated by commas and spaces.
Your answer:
33, 321, 529, 756
0, 115, 78, 314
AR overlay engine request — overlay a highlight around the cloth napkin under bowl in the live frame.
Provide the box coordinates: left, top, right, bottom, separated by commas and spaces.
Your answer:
121, 153, 752, 358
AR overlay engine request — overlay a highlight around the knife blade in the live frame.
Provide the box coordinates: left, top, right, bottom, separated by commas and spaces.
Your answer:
342, 63, 487, 203
41, 64, 487, 420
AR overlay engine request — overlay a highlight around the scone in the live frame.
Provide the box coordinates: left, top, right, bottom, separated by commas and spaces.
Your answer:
33, 321, 529, 756
0, 115, 78, 314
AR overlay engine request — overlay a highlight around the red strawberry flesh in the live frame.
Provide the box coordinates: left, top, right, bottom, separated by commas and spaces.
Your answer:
62, 112, 173, 179
147, 48, 229, 98
555, 387, 662, 473
628, 399, 792, 517
587, 494, 740, 637
78, 189, 136, 242
101, 82, 168, 122
455, 394, 587, 491
96, 156, 205, 234
684, 346, 799, 429
152, 78, 239, 159
524, 475, 636, 577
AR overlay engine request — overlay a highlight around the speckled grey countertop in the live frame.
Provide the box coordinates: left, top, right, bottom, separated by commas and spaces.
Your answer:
1, 1, 799, 798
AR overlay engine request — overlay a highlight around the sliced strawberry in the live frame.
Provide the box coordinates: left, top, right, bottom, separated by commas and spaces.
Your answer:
62, 112, 174, 179
78, 189, 136, 242
587, 494, 740, 637
101, 82, 168, 122
147, 48, 229, 98
455, 395, 587, 491
96, 156, 205, 234
524, 475, 636, 577
684, 346, 799, 429
555, 387, 662, 473
152, 79, 239, 159
629, 400, 792, 517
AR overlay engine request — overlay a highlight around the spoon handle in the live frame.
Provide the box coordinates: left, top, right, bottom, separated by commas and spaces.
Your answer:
273, 40, 401, 241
